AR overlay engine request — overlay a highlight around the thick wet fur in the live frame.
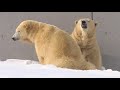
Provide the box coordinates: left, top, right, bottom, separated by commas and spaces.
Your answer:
12, 20, 96, 70
71, 18, 102, 69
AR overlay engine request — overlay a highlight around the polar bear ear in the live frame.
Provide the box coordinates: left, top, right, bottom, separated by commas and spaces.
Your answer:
75, 20, 78, 24
95, 22, 98, 27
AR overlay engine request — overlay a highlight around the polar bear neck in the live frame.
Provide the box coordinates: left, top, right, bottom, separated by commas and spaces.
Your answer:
27, 22, 58, 44
72, 27, 97, 49
27, 26, 39, 43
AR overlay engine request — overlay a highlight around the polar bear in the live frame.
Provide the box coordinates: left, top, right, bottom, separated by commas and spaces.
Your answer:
71, 18, 102, 69
12, 20, 96, 70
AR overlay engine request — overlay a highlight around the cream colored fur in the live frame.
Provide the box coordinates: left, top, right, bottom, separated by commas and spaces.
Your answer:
12, 20, 96, 70
71, 18, 102, 69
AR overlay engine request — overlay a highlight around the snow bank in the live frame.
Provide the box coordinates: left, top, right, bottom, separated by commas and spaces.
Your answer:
0, 59, 120, 78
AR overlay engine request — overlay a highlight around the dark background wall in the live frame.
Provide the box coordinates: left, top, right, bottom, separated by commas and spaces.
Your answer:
0, 12, 119, 71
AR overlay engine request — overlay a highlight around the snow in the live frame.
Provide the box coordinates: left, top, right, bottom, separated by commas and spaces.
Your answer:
0, 59, 120, 78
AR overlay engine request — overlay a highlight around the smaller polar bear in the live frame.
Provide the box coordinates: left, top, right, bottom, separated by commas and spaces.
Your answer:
71, 18, 102, 69
12, 20, 96, 70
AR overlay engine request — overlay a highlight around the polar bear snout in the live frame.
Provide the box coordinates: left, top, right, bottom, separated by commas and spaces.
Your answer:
12, 32, 20, 41
12, 37, 19, 41
81, 20, 87, 29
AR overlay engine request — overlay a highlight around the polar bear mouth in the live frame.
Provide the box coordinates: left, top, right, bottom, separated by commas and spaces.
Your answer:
81, 20, 87, 29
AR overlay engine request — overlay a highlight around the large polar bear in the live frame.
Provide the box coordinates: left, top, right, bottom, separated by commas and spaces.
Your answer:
12, 20, 96, 70
71, 18, 102, 69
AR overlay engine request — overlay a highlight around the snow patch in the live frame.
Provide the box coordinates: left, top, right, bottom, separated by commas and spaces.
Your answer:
0, 59, 119, 78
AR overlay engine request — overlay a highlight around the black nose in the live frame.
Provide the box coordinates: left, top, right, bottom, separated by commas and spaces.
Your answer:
12, 37, 16, 41
82, 20, 86, 24
81, 20, 87, 29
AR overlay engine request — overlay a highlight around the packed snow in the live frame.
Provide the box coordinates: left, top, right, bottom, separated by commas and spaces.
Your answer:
0, 59, 120, 78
